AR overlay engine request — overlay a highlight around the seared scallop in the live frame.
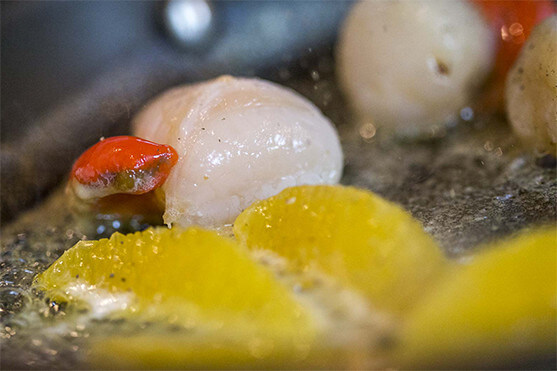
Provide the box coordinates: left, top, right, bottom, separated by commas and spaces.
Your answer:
506, 15, 557, 156
133, 76, 343, 227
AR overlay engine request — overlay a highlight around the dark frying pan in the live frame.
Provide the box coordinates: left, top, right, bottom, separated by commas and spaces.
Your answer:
1, 1, 555, 369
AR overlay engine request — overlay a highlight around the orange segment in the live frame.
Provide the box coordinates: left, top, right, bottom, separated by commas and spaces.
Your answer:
233, 185, 447, 314
396, 227, 557, 368
90, 332, 362, 370
34, 227, 314, 340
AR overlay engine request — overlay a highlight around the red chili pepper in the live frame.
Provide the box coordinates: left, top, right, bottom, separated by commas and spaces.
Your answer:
475, 0, 555, 78
473, 0, 555, 110
70, 136, 178, 196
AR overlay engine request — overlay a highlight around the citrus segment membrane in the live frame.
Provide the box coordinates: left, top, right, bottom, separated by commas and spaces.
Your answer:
233, 185, 447, 313
396, 227, 557, 368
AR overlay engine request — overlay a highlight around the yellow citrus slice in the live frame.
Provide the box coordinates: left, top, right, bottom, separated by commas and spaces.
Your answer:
233, 185, 447, 313
34, 227, 315, 355
90, 332, 366, 370
396, 227, 557, 368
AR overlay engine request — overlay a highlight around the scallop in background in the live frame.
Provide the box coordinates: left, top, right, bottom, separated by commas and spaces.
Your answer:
505, 15, 557, 156
336, 0, 495, 137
